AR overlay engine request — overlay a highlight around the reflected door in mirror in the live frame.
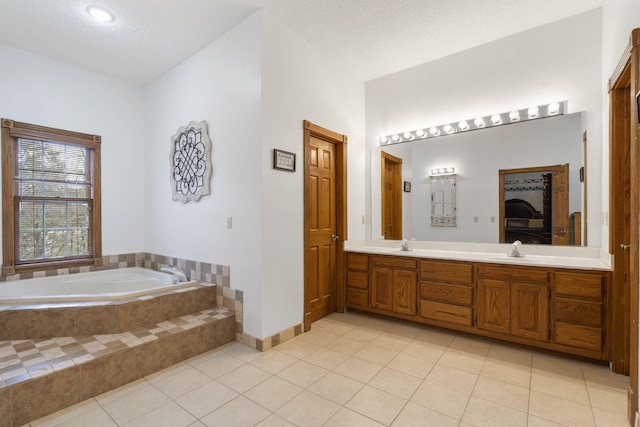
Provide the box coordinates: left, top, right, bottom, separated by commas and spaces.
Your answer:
381, 151, 403, 239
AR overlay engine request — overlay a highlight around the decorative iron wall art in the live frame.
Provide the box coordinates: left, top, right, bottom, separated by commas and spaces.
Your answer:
170, 120, 212, 203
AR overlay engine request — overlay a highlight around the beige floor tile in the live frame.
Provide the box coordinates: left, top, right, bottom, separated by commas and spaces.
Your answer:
359, 317, 395, 333
255, 413, 296, 427
400, 340, 446, 362
426, 364, 478, 394
311, 319, 356, 336
472, 376, 529, 412
274, 337, 321, 359
531, 369, 590, 404
122, 401, 196, 427
346, 385, 407, 426
151, 364, 212, 399
386, 351, 435, 379
55, 407, 117, 427
343, 327, 383, 344
244, 376, 303, 411
393, 401, 459, 427
94, 378, 148, 405
333, 356, 383, 383
101, 383, 171, 425
486, 343, 533, 367
414, 327, 456, 347
448, 336, 491, 356
30, 399, 102, 426
587, 382, 627, 415
369, 367, 422, 399
188, 422, 207, 427
217, 363, 271, 393
221, 342, 263, 363
582, 362, 630, 391
296, 328, 340, 346
307, 371, 364, 405
480, 358, 531, 388
324, 407, 385, 427
532, 353, 584, 380
188, 351, 245, 379
249, 349, 298, 374
384, 321, 424, 340
462, 396, 528, 427
529, 390, 596, 427
276, 390, 341, 427
411, 381, 470, 419
276, 359, 329, 388
371, 333, 412, 351
175, 380, 238, 419
438, 349, 486, 374
527, 415, 566, 427
145, 362, 190, 383
592, 407, 631, 427
200, 396, 271, 427
325, 335, 370, 355
354, 343, 400, 365
303, 347, 350, 370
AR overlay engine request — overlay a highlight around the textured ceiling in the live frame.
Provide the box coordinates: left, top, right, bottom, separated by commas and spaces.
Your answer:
0, 0, 603, 85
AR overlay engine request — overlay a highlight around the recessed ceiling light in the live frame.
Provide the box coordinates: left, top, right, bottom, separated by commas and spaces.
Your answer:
87, 6, 114, 23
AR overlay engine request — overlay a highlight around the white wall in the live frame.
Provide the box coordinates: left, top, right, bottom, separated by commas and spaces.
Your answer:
143, 14, 264, 337
260, 12, 366, 337
0, 44, 146, 258
365, 9, 603, 247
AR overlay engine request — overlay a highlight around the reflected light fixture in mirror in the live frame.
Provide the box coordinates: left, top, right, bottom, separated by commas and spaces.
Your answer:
379, 101, 565, 145
87, 6, 115, 22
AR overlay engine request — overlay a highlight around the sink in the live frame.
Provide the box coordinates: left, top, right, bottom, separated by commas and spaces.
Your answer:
487, 255, 539, 263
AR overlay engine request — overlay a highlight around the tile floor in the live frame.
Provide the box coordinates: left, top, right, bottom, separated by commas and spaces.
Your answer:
28, 311, 630, 427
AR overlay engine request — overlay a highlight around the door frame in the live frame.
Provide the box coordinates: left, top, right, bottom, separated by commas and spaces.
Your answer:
303, 120, 348, 331
608, 28, 640, 423
381, 151, 403, 240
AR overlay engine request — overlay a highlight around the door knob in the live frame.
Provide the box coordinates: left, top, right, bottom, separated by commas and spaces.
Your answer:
620, 244, 631, 250
331, 235, 339, 241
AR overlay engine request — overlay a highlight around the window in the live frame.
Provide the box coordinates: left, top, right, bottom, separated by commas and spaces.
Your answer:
2, 119, 102, 274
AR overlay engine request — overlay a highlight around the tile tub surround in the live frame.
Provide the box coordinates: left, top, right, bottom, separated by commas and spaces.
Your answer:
0, 307, 235, 426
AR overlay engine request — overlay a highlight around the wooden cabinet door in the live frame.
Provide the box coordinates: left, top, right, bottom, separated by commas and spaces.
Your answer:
370, 267, 393, 311
477, 279, 510, 334
511, 283, 549, 341
393, 269, 417, 315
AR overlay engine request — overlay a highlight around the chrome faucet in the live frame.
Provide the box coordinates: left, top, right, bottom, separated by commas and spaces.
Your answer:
507, 240, 525, 258
160, 266, 189, 283
400, 239, 413, 251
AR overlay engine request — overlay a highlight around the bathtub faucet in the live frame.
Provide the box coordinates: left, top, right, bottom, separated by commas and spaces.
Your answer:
160, 266, 189, 283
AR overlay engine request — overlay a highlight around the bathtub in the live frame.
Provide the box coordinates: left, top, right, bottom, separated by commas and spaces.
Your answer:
0, 267, 197, 304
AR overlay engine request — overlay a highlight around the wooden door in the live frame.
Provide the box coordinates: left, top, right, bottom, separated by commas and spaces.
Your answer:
371, 266, 393, 311
304, 121, 348, 331
392, 269, 417, 316
551, 164, 570, 245
381, 151, 402, 240
477, 278, 511, 334
511, 282, 549, 341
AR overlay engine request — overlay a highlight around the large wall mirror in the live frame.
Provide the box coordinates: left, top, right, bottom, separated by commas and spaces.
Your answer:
370, 112, 586, 246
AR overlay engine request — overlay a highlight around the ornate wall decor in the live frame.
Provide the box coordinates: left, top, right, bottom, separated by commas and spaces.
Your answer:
170, 120, 212, 203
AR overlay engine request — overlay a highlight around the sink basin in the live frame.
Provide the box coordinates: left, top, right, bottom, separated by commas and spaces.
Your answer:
487, 255, 539, 263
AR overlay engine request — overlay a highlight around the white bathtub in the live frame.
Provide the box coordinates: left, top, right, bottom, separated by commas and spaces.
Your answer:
0, 267, 197, 304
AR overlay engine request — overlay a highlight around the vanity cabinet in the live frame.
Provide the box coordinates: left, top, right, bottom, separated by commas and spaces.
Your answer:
370, 256, 417, 316
477, 265, 550, 342
419, 260, 474, 326
344, 251, 610, 360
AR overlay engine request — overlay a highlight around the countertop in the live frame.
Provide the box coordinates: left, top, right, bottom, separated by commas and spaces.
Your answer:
344, 240, 612, 271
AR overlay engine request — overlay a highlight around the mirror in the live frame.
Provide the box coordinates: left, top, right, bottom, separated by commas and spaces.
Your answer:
371, 112, 586, 246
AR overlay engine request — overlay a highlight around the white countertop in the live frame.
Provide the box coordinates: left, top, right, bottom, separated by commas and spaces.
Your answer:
345, 240, 612, 271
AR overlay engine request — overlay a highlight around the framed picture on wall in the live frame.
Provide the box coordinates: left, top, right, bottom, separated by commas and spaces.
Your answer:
273, 149, 296, 172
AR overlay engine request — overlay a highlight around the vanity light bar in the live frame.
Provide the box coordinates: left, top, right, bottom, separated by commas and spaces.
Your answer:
379, 101, 565, 145
430, 167, 455, 176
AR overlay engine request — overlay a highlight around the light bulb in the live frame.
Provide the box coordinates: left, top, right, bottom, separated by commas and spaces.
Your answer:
391, 134, 400, 142
415, 129, 425, 138
380, 136, 388, 144
458, 120, 469, 131
87, 6, 114, 22
403, 132, 413, 140
443, 124, 454, 134
429, 127, 440, 136
474, 117, 485, 128
491, 114, 502, 125
527, 106, 539, 118
548, 102, 561, 115
509, 111, 520, 122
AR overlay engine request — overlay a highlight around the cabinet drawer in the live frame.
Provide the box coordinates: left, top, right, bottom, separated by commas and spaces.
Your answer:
420, 300, 473, 326
371, 256, 417, 270
346, 288, 368, 307
347, 271, 368, 290
555, 272, 603, 299
347, 253, 369, 271
555, 297, 602, 327
420, 281, 473, 306
555, 322, 602, 352
478, 265, 550, 283
420, 261, 473, 284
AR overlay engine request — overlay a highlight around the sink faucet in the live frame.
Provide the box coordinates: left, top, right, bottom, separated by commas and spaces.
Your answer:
160, 266, 189, 283
507, 240, 525, 258
401, 239, 413, 251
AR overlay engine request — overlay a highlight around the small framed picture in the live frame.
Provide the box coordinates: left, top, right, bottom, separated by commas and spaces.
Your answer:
273, 149, 296, 172
403, 181, 412, 192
